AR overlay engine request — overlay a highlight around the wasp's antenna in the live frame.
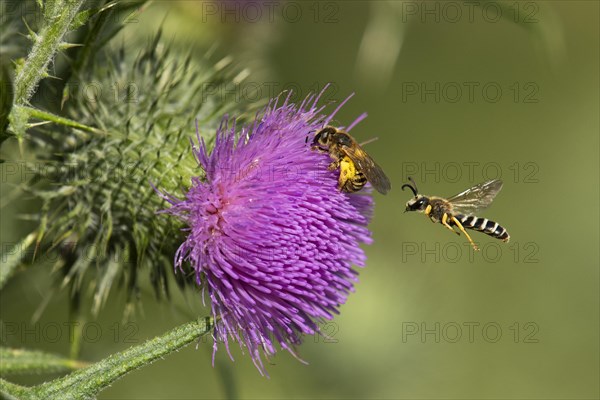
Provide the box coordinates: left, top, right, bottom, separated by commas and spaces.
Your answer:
401, 177, 419, 197
408, 176, 418, 193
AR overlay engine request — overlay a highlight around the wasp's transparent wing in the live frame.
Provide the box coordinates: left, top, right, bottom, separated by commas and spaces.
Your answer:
341, 143, 391, 194
447, 179, 503, 215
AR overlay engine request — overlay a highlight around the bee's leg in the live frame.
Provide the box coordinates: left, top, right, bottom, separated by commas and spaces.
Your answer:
451, 216, 479, 251
312, 145, 328, 154
424, 205, 435, 222
340, 179, 354, 192
337, 175, 346, 191
441, 213, 460, 235
327, 160, 339, 171
337, 158, 352, 191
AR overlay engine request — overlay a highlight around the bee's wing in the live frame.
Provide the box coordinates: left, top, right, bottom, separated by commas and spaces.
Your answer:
341, 144, 391, 194
447, 179, 503, 215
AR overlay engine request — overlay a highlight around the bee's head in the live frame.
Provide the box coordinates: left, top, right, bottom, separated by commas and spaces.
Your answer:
311, 126, 337, 148
402, 177, 428, 212
405, 194, 429, 212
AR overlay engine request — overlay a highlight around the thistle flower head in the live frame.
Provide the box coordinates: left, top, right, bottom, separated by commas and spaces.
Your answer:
24, 34, 244, 314
160, 91, 374, 374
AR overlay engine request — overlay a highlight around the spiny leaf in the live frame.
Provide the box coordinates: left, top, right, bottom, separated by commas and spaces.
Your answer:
69, 8, 95, 32
60, 1, 148, 111
0, 231, 37, 289
0, 378, 31, 399
0, 64, 12, 143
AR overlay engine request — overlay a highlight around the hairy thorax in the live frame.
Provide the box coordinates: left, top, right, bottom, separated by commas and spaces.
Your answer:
427, 197, 453, 222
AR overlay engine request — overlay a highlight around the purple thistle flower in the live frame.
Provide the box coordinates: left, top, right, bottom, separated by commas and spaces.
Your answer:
160, 90, 374, 375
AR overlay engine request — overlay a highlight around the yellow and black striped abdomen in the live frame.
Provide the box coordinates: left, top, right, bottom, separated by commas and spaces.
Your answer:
340, 171, 367, 192
455, 214, 510, 242
339, 156, 368, 193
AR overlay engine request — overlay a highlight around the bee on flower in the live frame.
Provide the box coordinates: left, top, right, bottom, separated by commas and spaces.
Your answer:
158, 90, 376, 375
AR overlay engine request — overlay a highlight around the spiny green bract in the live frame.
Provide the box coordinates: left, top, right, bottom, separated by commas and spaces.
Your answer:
32, 34, 245, 314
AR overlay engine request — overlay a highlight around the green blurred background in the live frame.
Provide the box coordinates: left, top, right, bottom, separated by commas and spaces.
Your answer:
1, 1, 598, 398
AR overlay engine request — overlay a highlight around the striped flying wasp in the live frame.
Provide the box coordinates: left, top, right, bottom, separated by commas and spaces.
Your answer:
309, 126, 391, 194
402, 177, 510, 251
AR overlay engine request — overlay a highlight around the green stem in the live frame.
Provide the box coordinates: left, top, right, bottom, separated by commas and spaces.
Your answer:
8, 0, 85, 138
31, 318, 213, 399
0, 347, 89, 375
